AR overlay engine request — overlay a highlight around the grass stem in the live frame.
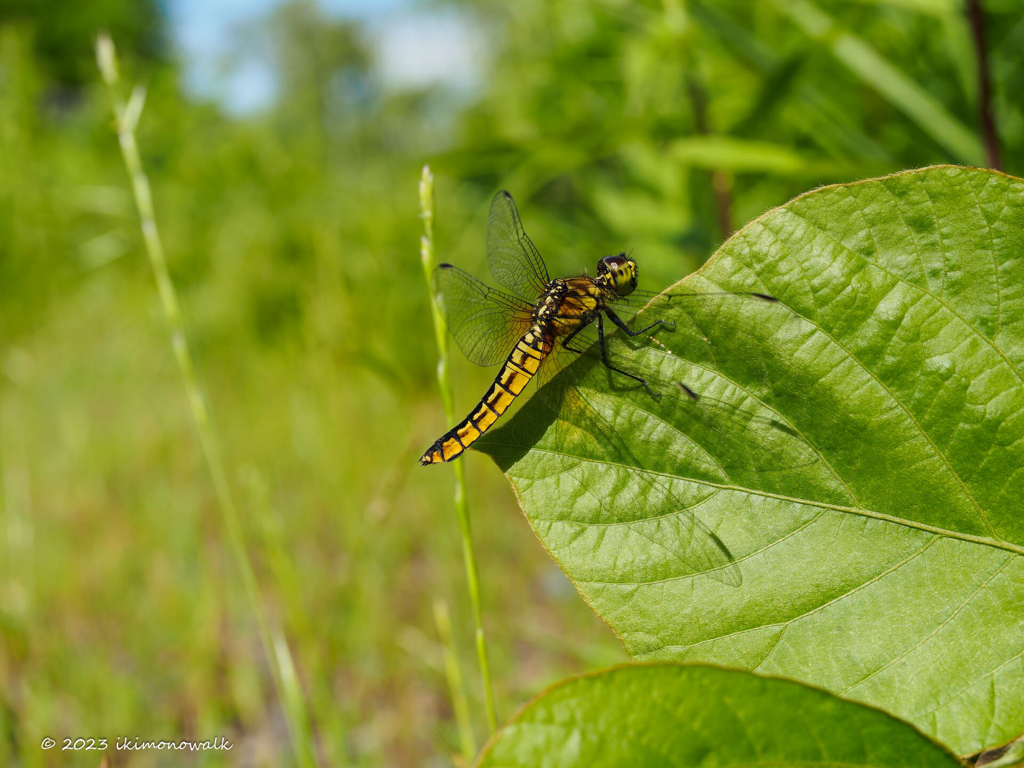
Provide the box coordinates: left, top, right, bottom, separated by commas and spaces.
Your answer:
419, 165, 499, 736
434, 600, 477, 761
96, 34, 319, 768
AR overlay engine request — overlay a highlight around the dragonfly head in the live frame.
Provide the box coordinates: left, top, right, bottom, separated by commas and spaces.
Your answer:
597, 253, 638, 297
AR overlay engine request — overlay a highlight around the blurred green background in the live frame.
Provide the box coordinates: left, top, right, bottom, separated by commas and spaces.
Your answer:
0, 0, 1021, 765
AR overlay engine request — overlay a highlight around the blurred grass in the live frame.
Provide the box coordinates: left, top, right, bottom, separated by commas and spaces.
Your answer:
97, 33, 317, 767
433, 600, 475, 763
419, 163, 496, 745
0, 0, 1021, 765
776, 0, 985, 164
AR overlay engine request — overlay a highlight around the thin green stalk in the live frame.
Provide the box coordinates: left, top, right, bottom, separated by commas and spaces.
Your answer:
419, 165, 498, 735
96, 35, 318, 768
434, 600, 477, 761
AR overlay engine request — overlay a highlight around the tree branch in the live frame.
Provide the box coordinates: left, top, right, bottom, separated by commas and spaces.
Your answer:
966, 0, 1001, 170
686, 74, 733, 241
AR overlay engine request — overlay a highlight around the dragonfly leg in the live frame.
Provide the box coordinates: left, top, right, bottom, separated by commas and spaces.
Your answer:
597, 313, 659, 398
561, 317, 594, 353
604, 306, 674, 336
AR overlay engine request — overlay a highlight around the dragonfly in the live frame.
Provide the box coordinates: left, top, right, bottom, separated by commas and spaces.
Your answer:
418, 190, 779, 467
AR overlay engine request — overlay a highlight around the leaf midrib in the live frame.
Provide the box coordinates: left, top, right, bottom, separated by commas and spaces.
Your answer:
519, 446, 1024, 556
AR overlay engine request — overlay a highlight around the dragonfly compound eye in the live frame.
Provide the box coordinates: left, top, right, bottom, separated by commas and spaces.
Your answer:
598, 253, 637, 296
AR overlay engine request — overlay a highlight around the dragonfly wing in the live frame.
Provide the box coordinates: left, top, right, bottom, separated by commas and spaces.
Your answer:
533, 344, 743, 587
486, 191, 550, 300
543, 319, 823, 479
527, 314, 837, 587
608, 286, 777, 321
433, 264, 534, 367
629, 286, 778, 303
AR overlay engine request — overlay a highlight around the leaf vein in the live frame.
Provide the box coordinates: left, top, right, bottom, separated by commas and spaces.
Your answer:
517, 447, 1024, 555
839, 552, 1015, 695
757, 211, 1001, 541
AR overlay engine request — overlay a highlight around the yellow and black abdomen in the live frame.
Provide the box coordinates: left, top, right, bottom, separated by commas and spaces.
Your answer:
419, 325, 552, 465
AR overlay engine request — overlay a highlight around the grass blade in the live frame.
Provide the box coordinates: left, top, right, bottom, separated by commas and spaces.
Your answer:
434, 600, 477, 762
774, 0, 986, 165
419, 165, 498, 736
95, 34, 319, 768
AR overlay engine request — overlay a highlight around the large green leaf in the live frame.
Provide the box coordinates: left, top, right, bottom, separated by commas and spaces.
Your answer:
479, 166, 1024, 755
477, 664, 962, 767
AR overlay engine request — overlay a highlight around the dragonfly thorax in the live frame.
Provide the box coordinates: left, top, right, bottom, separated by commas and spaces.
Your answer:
531, 276, 609, 343
532, 279, 569, 324
596, 253, 638, 297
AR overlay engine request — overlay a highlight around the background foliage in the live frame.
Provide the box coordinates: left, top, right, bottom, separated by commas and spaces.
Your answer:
1, 0, 1021, 765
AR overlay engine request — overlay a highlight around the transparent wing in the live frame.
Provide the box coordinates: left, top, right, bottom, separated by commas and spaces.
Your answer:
608, 286, 778, 321
486, 191, 550, 300
630, 287, 777, 302
523, 296, 829, 589
538, 307, 826, 490
536, 284, 777, 383
433, 263, 534, 367
533, 332, 744, 587
540, 324, 812, 463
